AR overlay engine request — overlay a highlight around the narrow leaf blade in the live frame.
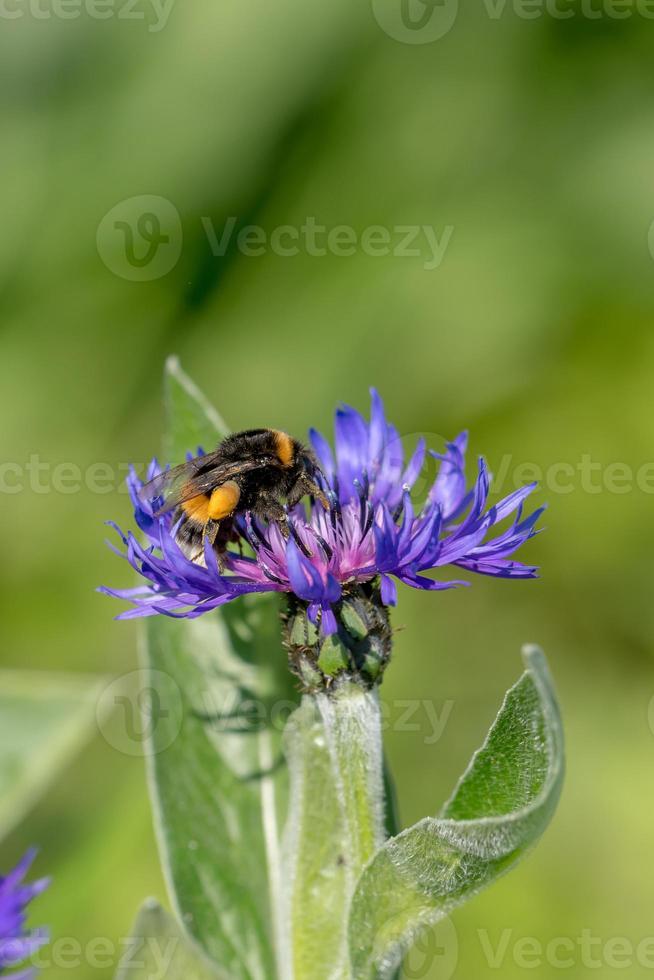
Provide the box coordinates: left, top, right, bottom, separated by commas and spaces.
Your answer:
143, 359, 296, 979
163, 355, 229, 458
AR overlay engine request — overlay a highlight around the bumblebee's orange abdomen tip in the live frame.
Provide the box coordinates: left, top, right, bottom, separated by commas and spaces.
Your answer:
273, 430, 294, 468
182, 494, 211, 524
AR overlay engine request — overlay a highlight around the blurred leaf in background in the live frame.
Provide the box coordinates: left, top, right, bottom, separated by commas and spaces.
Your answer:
0, 670, 107, 840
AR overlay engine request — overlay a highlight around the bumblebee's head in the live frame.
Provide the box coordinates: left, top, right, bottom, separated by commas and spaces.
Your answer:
294, 444, 329, 508
269, 431, 328, 506
294, 444, 321, 478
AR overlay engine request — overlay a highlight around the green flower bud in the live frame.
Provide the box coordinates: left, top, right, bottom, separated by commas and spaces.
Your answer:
281, 579, 392, 692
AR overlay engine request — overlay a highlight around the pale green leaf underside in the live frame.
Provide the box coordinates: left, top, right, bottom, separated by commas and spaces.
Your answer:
115, 900, 220, 980
0, 670, 107, 841
348, 646, 564, 980
143, 359, 297, 979
284, 685, 386, 980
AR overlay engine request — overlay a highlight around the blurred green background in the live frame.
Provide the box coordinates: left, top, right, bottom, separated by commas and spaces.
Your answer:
1, 0, 654, 976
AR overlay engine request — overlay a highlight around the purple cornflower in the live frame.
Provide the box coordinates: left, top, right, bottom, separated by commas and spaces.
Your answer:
102, 391, 543, 635
0, 851, 48, 979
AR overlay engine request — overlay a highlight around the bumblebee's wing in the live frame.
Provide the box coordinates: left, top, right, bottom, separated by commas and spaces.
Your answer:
138, 454, 263, 517
137, 453, 220, 514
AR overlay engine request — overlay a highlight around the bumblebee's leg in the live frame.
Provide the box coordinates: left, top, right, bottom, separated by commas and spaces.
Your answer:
203, 519, 220, 547
254, 494, 289, 537
202, 519, 227, 571
287, 474, 330, 510
303, 475, 329, 510
286, 478, 306, 510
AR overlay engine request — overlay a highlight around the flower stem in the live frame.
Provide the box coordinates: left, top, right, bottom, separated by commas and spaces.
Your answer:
282, 681, 386, 980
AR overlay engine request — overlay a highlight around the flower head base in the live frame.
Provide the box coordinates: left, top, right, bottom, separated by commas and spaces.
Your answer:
0, 850, 49, 979
102, 391, 543, 687
282, 580, 393, 690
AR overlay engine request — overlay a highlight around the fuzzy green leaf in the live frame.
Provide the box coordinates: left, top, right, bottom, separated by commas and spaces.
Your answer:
0, 670, 106, 841
348, 646, 565, 980
115, 900, 220, 979
142, 359, 297, 979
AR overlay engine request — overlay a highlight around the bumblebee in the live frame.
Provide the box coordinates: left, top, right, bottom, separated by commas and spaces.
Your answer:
138, 428, 328, 564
